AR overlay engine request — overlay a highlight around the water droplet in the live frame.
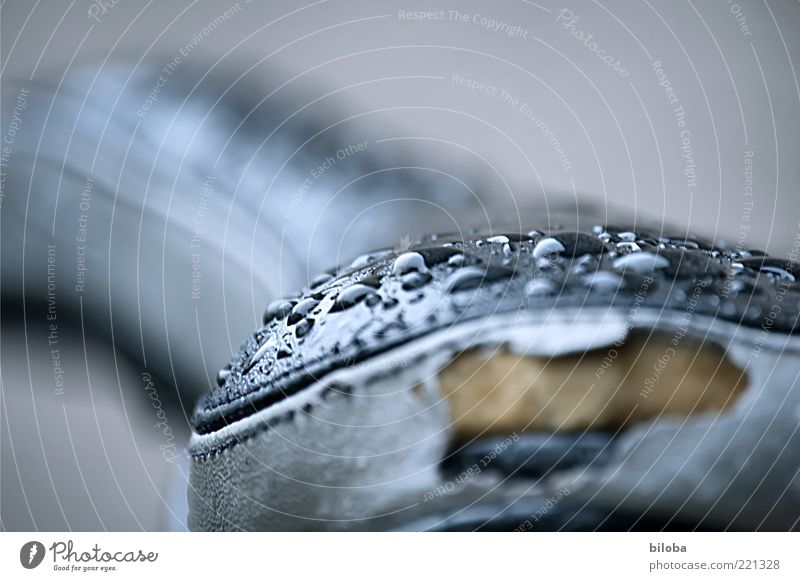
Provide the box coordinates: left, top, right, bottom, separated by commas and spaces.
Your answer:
409, 292, 425, 303
402, 271, 433, 290
739, 257, 796, 282
447, 253, 466, 267
392, 252, 428, 276
295, 318, 314, 338
742, 249, 768, 258
311, 273, 334, 288
216, 367, 231, 387
349, 254, 372, 269
532, 237, 566, 259
524, 278, 559, 297
358, 275, 383, 288
536, 255, 562, 270
287, 298, 319, 325
349, 250, 393, 269
613, 252, 670, 273
660, 236, 704, 250
445, 265, 514, 292
616, 241, 642, 254
262, 300, 295, 325
330, 284, 378, 312
571, 255, 597, 274
729, 260, 745, 272
584, 271, 623, 291
417, 246, 463, 267
486, 235, 510, 244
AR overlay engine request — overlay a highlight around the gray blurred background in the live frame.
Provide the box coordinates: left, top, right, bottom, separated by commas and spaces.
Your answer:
2, 0, 799, 531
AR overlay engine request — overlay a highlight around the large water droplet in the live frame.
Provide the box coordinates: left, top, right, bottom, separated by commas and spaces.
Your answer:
524, 278, 559, 297
349, 249, 393, 269
532, 237, 566, 259
262, 300, 295, 325
215, 367, 231, 387
739, 257, 797, 282
739, 249, 768, 259
447, 253, 466, 267
392, 252, 428, 276
287, 298, 319, 325
310, 273, 334, 288
584, 271, 623, 291
295, 318, 314, 338
445, 265, 514, 292
613, 252, 670, 273
365, 293, 382, 307
417, 246, 463, 267
330, 284, 378, 312
358, 275, 383, 288
402, 271, 433, 290
486, 235, 510, 244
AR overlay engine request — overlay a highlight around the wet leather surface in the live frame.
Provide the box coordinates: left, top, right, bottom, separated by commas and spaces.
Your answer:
194, 225, 799, 434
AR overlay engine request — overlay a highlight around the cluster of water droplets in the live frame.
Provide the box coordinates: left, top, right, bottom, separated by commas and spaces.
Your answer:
217, 225, 799, 390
